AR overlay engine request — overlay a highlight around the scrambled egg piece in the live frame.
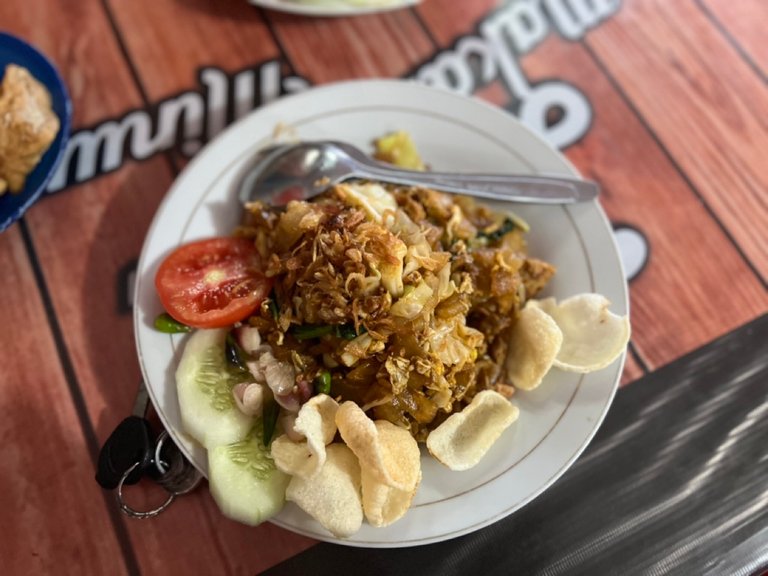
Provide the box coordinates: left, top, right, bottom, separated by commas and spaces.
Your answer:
373, 131, 425, 171
0, 64, 60, 195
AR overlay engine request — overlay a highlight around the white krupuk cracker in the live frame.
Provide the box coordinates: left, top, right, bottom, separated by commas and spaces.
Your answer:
270, 435, 317, 479
270, 394, 339, 479
361, 468, 421, 528
426, 390, 519, 471
285, 443, 363, 538
505, 304, 563, 390
530, 294, 630, 373
336, 402, 421, 492
295, 393, 339, 446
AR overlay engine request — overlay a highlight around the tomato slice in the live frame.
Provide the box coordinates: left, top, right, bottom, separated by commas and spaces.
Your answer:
155, 237, 272, 329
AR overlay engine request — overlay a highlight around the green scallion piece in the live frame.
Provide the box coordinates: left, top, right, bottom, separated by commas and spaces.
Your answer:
225, 332, 248, 373
267, 299, 279, 320
334, 324, 359, 340
314, 371, 332, 395
153, 313, 192, 334
292, 323, 365, 341
292, 324, 334, 341
262, 400, 279, 446
478, 217, 517, 243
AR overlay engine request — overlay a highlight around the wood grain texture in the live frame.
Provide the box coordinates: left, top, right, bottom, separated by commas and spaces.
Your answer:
112, 480, 316, 575
2, 0, 172, 440
415, 0, 497, 41
0, 227, 128, 575
2, 1, 171, 573
265, 9, 435, 81
586, 0, 768, 279
106, 0, 284, 170
26, 163, 173, 437
107, 0, 281, 98
700, 0, 768, 76
416, 0, 768, 369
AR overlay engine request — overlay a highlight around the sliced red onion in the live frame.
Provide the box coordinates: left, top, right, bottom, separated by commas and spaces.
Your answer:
274, 390, 301, 413
232, 382, 264, 416
232, 382, 249, 413
296, 378, 313, 404
234, 325, 262, 354
232, 382, 265, 416
246, 360, 266, 384
242, 383, 265, 416
260, 351, 296, 396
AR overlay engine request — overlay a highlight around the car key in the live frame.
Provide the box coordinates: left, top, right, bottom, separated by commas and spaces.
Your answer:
95, 381, 156, 490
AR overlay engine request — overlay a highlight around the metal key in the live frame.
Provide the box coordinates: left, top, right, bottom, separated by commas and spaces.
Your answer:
155, 431, 203, 495
97, 381, 202, 518
117, 432, 203, 519
96, 382, 156, 490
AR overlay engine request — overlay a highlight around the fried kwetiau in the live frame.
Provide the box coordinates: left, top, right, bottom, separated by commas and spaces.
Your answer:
0, 64, 60, 195
239, 181, 555, 441
164, 134, 632, 536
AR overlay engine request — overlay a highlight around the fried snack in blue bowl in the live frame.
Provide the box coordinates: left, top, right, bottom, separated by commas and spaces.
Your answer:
0, 32, 72, 232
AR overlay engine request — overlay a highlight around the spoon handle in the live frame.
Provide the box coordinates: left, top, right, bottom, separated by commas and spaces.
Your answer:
355, 164, 598, 204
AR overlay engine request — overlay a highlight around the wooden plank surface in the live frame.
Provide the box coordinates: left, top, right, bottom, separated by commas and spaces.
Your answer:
106, 0, 280, 95
1, 0, 171, 573
5, 0, 170, 447
700, 0, 768, 77
585, 0, 768, 279
1, 0, 767, 573
265, 10, 434, 81
0, 226, 128, 575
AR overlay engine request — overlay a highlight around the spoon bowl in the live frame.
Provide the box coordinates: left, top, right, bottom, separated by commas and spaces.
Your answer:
238, 140, 599, 206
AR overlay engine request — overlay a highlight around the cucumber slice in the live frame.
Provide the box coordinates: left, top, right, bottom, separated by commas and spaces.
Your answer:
208, 424, 289, 525
176, 328, 254, 449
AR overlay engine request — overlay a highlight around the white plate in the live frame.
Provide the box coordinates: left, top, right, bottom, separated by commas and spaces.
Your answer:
134, 79, 628, 547
249, 0, 419, 17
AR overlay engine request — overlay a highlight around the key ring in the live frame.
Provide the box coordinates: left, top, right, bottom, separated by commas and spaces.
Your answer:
154, 431, 203, 495
116, 461, 175, 519
154, 432, 170, 476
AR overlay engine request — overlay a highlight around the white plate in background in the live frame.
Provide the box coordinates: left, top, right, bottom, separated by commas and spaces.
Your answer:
134, 79, 628, 547
250, 0, 419, 17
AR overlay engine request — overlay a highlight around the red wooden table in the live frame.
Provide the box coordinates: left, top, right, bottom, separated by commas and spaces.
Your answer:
0, 1, 765, 574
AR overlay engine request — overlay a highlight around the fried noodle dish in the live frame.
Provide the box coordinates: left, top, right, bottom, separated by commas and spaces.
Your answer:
238, 181, 555, 442
156, 134, 630, 536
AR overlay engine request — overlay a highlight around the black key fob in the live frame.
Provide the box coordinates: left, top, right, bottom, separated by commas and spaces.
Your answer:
96, 416, 155, 490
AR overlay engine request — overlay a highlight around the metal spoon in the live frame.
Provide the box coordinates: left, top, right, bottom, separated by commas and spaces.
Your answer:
237, 140, 599, 205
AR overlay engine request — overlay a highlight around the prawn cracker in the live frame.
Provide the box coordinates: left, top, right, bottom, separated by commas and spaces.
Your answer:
504, 304, 563, 390
285, 444, 363, 538
336, 402, 421, 492
426, 390, 519, 471
271, 394, 339, 478
362, 467, 421, 528
529, 294, 630, 373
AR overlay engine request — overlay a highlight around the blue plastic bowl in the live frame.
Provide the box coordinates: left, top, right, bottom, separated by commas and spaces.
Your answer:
0, 31, 72, 232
